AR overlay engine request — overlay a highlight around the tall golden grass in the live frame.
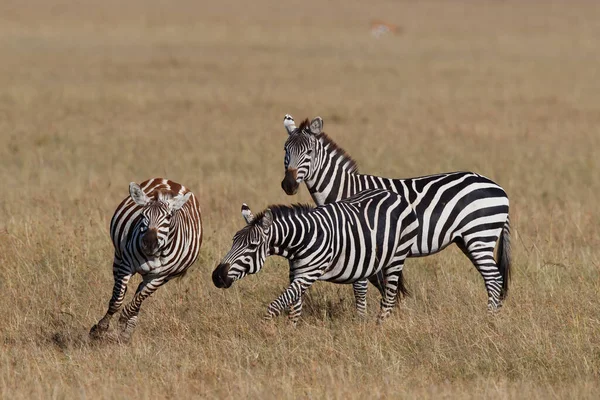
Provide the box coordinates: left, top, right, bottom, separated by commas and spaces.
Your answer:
0, 0, 599, 398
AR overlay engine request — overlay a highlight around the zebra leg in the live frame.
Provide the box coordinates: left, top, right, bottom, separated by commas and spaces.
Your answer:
368, 273, 387, 298
265, 275, 321, 321
456, 239, 503, 312
288, 296, 303, 326
378, 255, 408, 324
117, 276, 167, 343
90, 265, 132, 339
353, 280, 368, 317
288, 270, 303, 326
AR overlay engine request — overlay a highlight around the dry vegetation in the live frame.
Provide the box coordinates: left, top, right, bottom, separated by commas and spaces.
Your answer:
1, 0, 599, 398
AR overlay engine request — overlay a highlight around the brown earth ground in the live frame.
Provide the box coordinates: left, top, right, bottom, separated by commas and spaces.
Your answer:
0, 0, 599, 398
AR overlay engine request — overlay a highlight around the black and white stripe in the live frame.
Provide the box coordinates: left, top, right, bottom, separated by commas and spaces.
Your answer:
281, 115, 511, 311
213, 188, 419, 324
90, 178, 202, 342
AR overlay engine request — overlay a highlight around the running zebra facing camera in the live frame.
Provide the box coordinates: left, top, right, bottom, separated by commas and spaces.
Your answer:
90, 178, 203, 342
213, 189, 419, 324
281, 114, 511, 311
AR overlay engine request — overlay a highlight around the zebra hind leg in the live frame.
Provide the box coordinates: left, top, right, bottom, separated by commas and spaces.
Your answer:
456, 239, 503, 312
377, 255, 408, 324
368, 271, 387, 298
117, 276, 167, 343
353, 280, 369, 317
89, 269, 131, 340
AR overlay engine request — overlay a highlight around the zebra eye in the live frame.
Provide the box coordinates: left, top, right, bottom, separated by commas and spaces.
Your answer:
140, 226, 147, 232
306, 149, 313, 155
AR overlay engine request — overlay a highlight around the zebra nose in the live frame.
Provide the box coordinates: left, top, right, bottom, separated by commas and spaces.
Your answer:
212, 263, 232, 288
141, 229, 159, 254
281, 169, 299, 195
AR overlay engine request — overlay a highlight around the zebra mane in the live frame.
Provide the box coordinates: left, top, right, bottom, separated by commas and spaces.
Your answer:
252, 203, 314, 224
154, 189, 175, 202
297, 118, 312, 132
297, 118, 359, 174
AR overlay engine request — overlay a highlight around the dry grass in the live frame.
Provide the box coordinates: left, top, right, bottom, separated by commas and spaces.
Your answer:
1, 0, 599, 398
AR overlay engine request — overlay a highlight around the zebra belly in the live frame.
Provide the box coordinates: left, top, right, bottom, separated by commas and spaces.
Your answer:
319, 249, 381, 284
408, 236, 454, 257
408, 211, 508, 257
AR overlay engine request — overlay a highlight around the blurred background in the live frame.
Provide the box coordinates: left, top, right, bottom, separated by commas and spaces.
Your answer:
0, 0, 599, 398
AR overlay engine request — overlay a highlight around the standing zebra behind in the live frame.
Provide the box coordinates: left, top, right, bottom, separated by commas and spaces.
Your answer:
280, 115, 511, 312
212, 189, 419, 324
90, 178, 202, 343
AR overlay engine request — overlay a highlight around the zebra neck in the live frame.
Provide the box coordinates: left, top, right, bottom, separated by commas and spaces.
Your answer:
268, 213, 315, 260
305, 138, 358, 206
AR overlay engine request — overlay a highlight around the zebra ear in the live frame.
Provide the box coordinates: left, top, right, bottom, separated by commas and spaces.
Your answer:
261, 209, 274, 230
169, 192, 192, 211
284, 114, 296, 135
241, 203, 255, 224
309, 117, 323, 135
129, 182, 151, 206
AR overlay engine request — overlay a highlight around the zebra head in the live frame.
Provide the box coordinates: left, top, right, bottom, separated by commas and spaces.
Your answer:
281, 114, 323, 195
129, 182, 192, 257
212, 204, 273, 289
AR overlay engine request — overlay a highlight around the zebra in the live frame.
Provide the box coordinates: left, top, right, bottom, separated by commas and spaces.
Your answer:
212, 188, 419, 324
90, 178, 202, 342
280, 114, 511, 311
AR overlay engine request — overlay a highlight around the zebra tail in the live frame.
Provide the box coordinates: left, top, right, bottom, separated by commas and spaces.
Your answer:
398, 269, 411, 298
498, 216, 512, 300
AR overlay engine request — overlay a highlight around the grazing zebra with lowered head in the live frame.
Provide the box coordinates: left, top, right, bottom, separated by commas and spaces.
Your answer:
280, 114, 511, 311
212, 188, 419, 324
90, 178, 202, 342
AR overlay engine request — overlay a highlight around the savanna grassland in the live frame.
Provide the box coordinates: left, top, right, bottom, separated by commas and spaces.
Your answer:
1, 0, 599, 398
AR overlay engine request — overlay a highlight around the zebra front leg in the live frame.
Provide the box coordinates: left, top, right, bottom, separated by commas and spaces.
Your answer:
353, 280, 368, 317
288, 296, 303, 326
117, 276, 167, 343
378, 255, 407, 324
265, 276, 320, 321
288, 269, 303, 326
90, 266, 132, 340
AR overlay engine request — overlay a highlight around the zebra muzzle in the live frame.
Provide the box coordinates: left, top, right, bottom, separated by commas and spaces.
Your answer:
141, 229, 160, 256
281, 169, 299, 195
212, 263, 233, 289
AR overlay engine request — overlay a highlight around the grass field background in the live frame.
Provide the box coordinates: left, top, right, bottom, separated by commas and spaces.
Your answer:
1, 0, 599, 398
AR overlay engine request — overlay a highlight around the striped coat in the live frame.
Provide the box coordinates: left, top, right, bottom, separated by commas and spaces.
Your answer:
281, 115, 511, 311
90, 178, 202, 342
213, 189, 419, 324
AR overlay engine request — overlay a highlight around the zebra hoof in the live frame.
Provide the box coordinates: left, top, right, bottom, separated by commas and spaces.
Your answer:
487, 301, 502, 314
117, 315, 127, 327
263, 308, 277, 322
88, 325, 101, 339
376, 312, 390, 325
262, 314, 274, 322
287, 319, 299, 327
117, 331, 133, 344
89, 323, 108, 340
